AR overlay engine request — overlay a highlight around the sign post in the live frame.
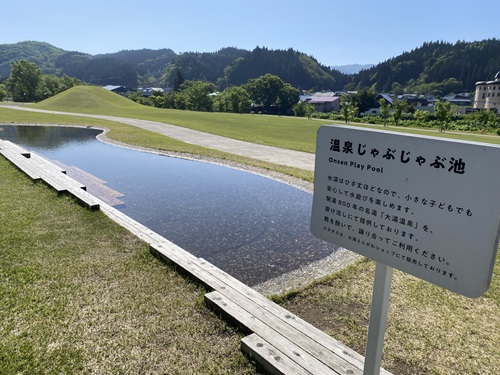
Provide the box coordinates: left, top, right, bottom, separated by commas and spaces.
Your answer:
363, 262, 392, 375
310, 125, 500, 374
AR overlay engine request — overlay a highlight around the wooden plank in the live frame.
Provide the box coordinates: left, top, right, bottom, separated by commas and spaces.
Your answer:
197, 260, 382, 373
241, 334, 312, 375
52, 161, 125, 206
0, 143, 99, 208
29, 153, 67, 174
0, 143, 72, 191
0, 151, 43, 180
201, 260, 394, 375
52, 160, 107, 185
205, 285, 364, 375
65, 186, 100, 210
206, 291, 346, 375
144, 232, 392, 375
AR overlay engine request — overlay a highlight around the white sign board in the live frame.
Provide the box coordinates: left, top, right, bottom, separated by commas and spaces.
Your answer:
311, 125, 500, 297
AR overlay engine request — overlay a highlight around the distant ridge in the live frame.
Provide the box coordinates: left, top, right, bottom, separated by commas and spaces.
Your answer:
331, 64, 374, 74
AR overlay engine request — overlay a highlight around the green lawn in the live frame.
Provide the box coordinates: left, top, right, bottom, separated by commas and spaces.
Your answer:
31, 86, 325, 153
29, 86, 500, 152
0, 157, 256, 374
276, 257, 499, 375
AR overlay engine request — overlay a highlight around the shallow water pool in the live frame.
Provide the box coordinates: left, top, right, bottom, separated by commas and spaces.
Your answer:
0, 125, 337, 285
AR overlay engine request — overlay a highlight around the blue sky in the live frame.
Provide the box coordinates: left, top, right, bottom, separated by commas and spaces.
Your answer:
2, 0, 498, 67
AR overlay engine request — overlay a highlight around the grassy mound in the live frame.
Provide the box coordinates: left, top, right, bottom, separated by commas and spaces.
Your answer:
34, 85, 144, 112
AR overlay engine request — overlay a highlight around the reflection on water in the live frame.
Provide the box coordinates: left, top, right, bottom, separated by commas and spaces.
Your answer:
0, 125, 337, 285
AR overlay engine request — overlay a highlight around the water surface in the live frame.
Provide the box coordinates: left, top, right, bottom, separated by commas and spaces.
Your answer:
0, 125, 337, 285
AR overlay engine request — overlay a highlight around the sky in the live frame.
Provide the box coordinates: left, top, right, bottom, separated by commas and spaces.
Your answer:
2, 0, 499, 67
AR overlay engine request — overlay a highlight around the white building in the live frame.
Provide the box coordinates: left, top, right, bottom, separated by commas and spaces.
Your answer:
474, 71, 500, 112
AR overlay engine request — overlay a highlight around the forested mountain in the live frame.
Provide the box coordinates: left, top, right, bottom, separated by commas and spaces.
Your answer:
1, 39, 500, 94
350, 39, 500, 94
95, 48, 177, 85
161, 47, 345, 91
162, 47, 247, 87
0, 41, 66, 77
0, 42, 171, 86
220, 47, 347, 91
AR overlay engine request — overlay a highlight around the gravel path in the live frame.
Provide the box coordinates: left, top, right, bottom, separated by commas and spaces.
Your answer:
1, 105, 316, 170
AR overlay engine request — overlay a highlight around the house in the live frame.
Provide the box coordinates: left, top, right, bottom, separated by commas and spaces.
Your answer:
400, 94, 431, 107
443, 93, 473, 107
474, 72, 500, 113
102, 85, 130, 96
309, 96, 340, 112
360, 93, 394, 115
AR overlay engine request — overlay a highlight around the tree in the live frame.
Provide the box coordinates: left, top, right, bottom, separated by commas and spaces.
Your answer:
7, 60, 43, 102
0, 84, 7, 101
350, 88, 377, 114
434, 101, 454, 132
414, 109, 429, 126
149, 90, 167, 108
128, 90, 148, 105
292, 101, 314, 118
392, 98, 407, 126
277, 83, 299, 115
59, 74, 81, 91
245, 74, 299, 114
378, 98, 391, 127
176, 80, 215, 111
340, 95, 358, 123
214, 86, 251, 113
245, 74, 284, 108
173, 70, 185, 92
391, 82, 404, 95
38, 74, 61, 100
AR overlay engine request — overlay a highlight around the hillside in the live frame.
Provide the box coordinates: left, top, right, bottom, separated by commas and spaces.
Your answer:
0, 41, 66, 77
351, 39, 500, 93
221, 47, 347, 91
95, 48, 177, 85
161, 47, 248, 87
0, 42, 173, 87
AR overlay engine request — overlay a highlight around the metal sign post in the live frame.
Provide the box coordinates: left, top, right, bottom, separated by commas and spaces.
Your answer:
363, 262, 393, 375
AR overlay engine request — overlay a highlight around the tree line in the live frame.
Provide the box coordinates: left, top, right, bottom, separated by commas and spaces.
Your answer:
129, 72, 300, 115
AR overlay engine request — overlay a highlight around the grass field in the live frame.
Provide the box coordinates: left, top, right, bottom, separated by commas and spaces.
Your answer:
1, 87, 499, 374
0, 157, 256, 374
30, 86, 500, 151
276, 257, 499, 375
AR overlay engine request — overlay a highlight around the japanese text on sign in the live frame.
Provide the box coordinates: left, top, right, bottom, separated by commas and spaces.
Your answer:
311, 125, 500, 298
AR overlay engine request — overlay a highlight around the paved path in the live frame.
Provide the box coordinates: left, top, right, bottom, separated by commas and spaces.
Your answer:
1, 105, 316, 171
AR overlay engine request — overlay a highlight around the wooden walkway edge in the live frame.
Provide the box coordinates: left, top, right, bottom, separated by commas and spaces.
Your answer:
0, 139, 394, 375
